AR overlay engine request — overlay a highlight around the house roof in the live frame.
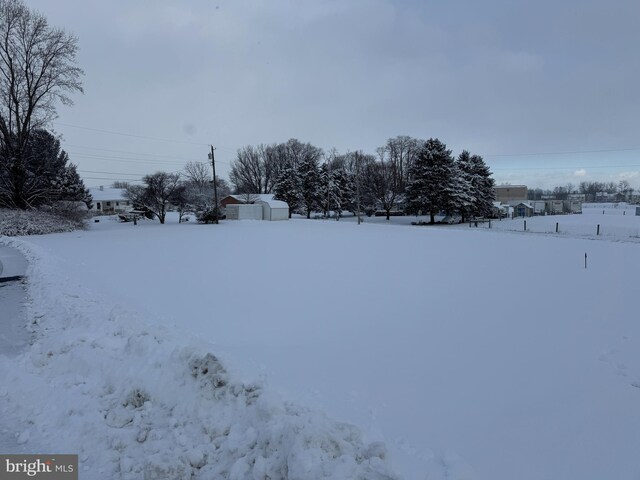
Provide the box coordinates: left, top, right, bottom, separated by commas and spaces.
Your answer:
89, 187, 127, 201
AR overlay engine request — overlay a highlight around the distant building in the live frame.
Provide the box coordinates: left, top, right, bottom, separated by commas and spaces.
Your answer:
563, 200, 583, 214
495, 185, 528, 204
512, 201, 534, 217
89, 187, 131, 214
544, 200, 564, 215
531, 201, 546, 215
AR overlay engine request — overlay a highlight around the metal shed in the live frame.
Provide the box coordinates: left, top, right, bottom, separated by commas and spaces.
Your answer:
225, 204, 263, 220
256, 198, 289, 221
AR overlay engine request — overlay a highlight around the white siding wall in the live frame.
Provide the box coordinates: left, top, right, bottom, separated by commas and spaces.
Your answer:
226, 204, 263, 220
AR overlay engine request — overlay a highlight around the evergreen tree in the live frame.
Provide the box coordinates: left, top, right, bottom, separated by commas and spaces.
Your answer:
456, 152, 495, 218
444, 163, 474, 221
298, 157, 322, 219
0, 129, 89, 208
454, 150, 478, 222
469, 154, 495, 217
405, 138, 456, 223
318, 164, 354, 219
273, 166, 301, 218
51, 163, 92, 207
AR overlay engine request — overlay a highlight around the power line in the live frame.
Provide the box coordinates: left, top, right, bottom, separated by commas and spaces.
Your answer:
491, 164, 640, 171
66, 143, 204, 161
78, 169, 147, 176
82, 176, 144, 181
54, 122, 210, 147
68, 151, 189, 166
55, 122, 239, 158
485, 147, 640, 158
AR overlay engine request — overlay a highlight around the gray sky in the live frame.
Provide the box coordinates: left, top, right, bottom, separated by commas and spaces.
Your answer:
29, 0, 640, 190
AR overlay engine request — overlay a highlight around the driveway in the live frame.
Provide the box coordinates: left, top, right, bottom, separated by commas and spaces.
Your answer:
0, 245, 28, 356
0, 245, 29, 452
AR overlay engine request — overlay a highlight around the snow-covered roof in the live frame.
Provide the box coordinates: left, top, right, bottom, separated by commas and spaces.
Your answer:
257, 198, 289, 209
89, 187, 127, 201
231, 194, 288, 209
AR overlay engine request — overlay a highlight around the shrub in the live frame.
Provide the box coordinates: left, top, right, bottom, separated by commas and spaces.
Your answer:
0, 208, 86, 236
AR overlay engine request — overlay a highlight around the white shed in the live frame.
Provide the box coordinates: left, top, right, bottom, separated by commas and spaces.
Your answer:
256, 198, 289, 221
225, 204, 263, 220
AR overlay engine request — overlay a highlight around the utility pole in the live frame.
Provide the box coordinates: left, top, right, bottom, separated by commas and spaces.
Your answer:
208, 146, 219, 224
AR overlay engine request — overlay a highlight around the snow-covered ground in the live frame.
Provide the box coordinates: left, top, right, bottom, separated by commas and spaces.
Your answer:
465, 213, 640, 241
2, 213, 640, 479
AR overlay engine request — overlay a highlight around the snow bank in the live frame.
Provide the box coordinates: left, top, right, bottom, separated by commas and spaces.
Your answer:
0, 238, 396, 480
0, 209, 85, 236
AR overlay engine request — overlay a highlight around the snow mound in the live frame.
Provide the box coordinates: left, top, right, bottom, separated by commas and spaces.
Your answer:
0, 209, 85, 236
0, 238, 397, 480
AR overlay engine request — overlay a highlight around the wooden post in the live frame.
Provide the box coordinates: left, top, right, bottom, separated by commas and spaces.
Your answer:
585, 253, 587, 269
555, 222, 558, 233
524, 220, 527, 231
597, 224, 600, 235
489, 220, 492, 229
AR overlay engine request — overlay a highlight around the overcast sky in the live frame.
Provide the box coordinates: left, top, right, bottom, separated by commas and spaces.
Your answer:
28, 0, 640, 190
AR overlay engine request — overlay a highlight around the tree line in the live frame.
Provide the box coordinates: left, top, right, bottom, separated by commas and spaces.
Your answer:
229, 136, 495, 222
527, 180, 636, 202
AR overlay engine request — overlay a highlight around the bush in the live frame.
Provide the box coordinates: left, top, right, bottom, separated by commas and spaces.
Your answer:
196, 206, 223, 224
0, 208, 87, 236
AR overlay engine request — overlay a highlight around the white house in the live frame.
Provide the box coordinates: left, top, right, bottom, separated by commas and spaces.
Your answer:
89, 187, 131, 214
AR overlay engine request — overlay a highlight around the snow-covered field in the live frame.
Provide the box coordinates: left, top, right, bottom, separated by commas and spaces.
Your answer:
2, 213, 640, 479
465, 212, 640, 241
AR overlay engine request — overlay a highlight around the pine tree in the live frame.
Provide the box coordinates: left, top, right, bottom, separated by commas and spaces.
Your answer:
273, 166, 301, 218
405, 138, 456, 223
52, 163, 92, 207
456, 152, 495, 218
297, 157, 322, 219
1, 129, 89, 208
470, 154, 495, 217
454, 150, 478, 222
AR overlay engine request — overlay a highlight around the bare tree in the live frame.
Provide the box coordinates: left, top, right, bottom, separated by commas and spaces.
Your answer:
125, 172, 181, 224
229, 139, 324, 195
0, 0, 83, 208
229, 145, 267, 194
183, 161, 211, 190
385, 136, 422, 191
365, 148, 402, 219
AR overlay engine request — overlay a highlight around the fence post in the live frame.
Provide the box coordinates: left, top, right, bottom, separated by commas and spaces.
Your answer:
524, 220, 527, 231
597, 224, 600, 236
556, 222, 558, 233
489, 220, 492, 229
585, 253, 587, 269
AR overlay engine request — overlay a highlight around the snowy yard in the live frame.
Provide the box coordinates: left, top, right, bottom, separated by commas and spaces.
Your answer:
2, 214, 640, 479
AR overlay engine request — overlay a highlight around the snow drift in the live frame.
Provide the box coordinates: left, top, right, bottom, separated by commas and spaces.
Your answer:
0, 238, 397, 480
